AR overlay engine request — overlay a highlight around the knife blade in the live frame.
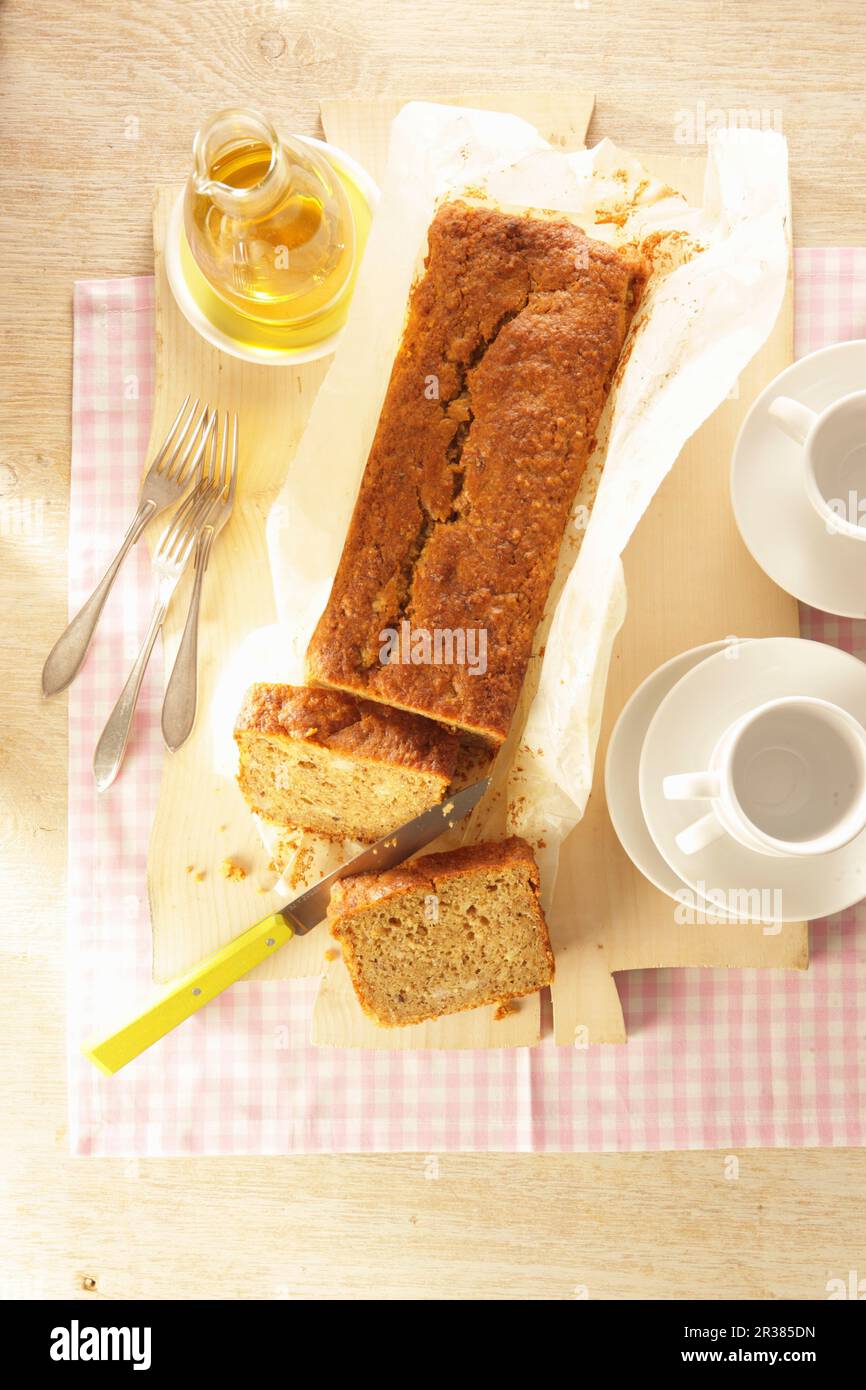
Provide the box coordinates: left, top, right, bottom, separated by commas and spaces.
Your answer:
280, 776, 491, 932
84, 777, 490, 1075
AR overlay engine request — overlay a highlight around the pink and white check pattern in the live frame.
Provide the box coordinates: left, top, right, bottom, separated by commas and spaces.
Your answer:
67, 255, 866, 1155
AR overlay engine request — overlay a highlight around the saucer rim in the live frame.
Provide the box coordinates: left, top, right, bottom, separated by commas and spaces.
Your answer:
731, 338, 866, 619
604, 638, 740, 911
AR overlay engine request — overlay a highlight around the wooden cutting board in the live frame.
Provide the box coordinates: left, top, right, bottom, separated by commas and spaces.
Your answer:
147, 92, 805, 1052
146, 91, 596, 1054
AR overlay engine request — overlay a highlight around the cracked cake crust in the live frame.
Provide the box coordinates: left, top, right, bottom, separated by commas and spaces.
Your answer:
307, 200, 646, 743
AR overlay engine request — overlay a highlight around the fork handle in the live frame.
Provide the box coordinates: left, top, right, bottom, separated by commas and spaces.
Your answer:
93, 594, 167, 791
161, 528, 215, 752
42, 499, 157, 697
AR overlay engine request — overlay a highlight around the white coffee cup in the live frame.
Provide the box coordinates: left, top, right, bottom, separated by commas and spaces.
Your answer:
768, 389, 866, 540
663, 696, 866, 858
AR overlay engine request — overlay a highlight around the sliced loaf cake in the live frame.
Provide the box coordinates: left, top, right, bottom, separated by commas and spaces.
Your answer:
234, 683, 459, 844
327, 837, 555, 1026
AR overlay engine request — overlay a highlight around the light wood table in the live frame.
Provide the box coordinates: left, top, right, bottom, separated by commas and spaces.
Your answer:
2, 0, 864, 1301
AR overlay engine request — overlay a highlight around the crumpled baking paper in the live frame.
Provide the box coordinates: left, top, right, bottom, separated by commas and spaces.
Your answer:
214, 101, 789, 900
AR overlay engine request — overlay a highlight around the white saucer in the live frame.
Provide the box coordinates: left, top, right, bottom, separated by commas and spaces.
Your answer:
639, 637, 866, 923
732, 339, 866, 617
605, 639, 745, 910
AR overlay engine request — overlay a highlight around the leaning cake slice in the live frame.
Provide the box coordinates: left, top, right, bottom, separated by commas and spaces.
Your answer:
234, 683, 459, 844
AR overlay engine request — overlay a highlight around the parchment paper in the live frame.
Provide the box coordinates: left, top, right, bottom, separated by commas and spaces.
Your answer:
213, 102, 789, 900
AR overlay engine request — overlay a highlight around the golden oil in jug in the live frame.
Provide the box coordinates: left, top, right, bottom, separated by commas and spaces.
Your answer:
183, 108, 356, 328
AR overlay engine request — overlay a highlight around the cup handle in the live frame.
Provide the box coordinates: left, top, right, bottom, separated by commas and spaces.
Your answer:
675, 812, 726, 856
767, 395, 817, 446
663, 771, 721, 801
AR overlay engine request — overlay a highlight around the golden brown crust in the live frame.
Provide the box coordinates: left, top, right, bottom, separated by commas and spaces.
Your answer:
327, 835, 540, 917
234, 682, 459, 780
307, 200, 646, 743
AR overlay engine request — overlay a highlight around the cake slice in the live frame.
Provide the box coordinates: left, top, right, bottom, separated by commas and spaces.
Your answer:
234, 683, 459, 843
327, 837, 555, 1026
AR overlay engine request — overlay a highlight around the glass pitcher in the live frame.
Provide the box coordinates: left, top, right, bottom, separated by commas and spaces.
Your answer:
183, 108, 356, 328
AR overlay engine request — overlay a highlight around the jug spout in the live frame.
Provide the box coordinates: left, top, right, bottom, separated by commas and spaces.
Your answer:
190, 107, 284, 216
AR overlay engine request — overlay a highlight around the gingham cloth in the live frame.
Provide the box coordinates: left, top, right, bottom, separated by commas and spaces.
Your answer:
67, 253, 866, 1155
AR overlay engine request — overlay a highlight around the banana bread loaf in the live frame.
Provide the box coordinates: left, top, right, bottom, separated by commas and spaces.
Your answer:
235, 683, 459, 843
307, 199, 646, 743
327, 836, 555, 1026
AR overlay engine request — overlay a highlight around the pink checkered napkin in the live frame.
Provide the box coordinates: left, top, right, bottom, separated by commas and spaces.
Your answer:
67, 255, 866, 1155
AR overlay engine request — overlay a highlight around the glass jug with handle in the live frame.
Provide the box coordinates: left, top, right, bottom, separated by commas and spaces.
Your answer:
183, 108, 356, 328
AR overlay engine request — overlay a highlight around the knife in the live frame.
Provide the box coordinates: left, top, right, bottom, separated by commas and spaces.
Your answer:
83, 777, 490, 1075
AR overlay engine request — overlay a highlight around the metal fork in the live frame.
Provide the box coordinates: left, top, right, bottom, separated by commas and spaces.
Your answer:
162, 413, 239, 752
42, 397, 215, 697
92, 466, 226, 791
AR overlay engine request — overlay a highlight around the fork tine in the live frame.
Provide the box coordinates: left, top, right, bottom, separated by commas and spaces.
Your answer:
154, 491, 196, 560
162, 402, 204, 482
172, 516, 204, 571
207, 414, 220, 489
157, 397, 202, 477
218, 413, 229, 495
227, 414, 239, 506
156, 495, 197, 564
194, 409, 218, 488
151, 394, 193, 474
168, 404, 211, 484
167, 490, 219, 566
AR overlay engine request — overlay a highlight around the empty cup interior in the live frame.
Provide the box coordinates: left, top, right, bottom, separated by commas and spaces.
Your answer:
729, 701, 866, 847
810, 398, 866, 531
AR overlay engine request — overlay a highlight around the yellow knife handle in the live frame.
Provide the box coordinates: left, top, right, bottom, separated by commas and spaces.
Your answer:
83, 912, 295, 1076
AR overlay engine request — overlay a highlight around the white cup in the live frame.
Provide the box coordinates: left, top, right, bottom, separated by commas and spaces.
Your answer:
663, 696, 866, 858
768, 389, 866, 540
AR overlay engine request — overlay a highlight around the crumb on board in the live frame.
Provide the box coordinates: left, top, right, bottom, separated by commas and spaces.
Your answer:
324, 948, 340, 962
218, 824, 228, 833
256, 884, 271, 895
194, 870, 205, 883
287, 845, 314, 890
220, 858, 247, 882
185, 864, 194, 875
493, 1001, 517, 1022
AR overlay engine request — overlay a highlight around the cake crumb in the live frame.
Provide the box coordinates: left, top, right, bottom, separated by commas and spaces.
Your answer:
194, 870, 206, 882
287, 845, 314, 890
185, 864, 194, 874
218, 823, 228, 833
324, 948, 340, 962
494, 1001, 517, 1021
221, 858, 247, 882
